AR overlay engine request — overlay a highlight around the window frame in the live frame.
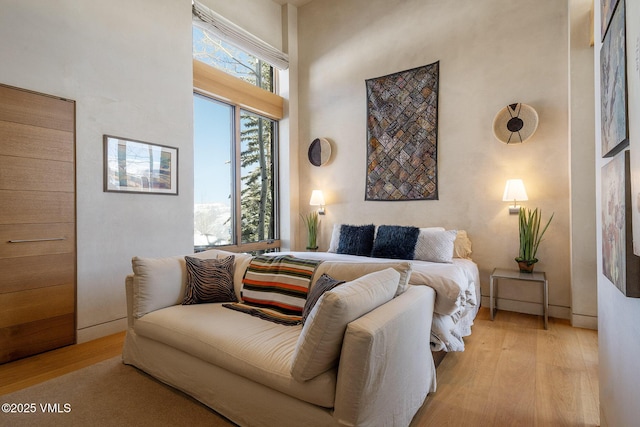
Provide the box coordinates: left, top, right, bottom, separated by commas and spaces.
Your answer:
193, 59, 283, 253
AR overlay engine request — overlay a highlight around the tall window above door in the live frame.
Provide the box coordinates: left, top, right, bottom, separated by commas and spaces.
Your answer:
192, 20, 284, 254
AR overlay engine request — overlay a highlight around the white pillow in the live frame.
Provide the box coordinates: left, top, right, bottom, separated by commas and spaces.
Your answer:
420, 226, 445, 232
290, 268, 400, 381
453, 230, 473, 258
414, 229, 457, 263
327, 224, 342, 253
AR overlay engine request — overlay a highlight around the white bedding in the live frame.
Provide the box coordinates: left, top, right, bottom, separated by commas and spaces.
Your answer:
277, 251, 480, 352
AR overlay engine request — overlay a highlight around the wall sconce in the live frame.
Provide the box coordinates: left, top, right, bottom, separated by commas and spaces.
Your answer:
309, 190, 325, 215
502, 179, 528, 214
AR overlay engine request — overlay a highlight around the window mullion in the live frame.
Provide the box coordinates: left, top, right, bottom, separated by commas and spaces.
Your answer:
233, 106, 242, 246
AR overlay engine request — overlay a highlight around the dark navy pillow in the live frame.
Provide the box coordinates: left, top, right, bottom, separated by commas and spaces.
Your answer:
337, 224, 376, 256
371, 225, 420, 260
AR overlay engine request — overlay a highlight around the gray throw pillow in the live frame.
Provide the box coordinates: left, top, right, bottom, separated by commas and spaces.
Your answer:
302, 274, 345, 323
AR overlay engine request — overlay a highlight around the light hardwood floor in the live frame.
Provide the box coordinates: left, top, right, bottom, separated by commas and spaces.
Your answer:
413, 308, 599, 426
0, 308, 599, 426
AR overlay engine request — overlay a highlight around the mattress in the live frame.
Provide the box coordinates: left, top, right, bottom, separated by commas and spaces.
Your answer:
276, 251, 480, 352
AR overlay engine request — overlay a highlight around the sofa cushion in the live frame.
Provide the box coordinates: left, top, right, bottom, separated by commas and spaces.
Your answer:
182, 255, 237, 305
290, 268, 400, 382
371, 225, 420, 260
337, 224, 375, 256
302, 274, 345, 324
414, 229, 457, 263
131, 250, 239, 319
313, 261, 412, 296
134, 303, 336, 407
131, 255, 187, 319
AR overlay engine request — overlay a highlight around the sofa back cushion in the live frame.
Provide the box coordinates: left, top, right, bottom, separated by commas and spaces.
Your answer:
290, 268, 400, 382
131, 249, 250, 319
131, 255, 187, 319
313, 261, 412, 296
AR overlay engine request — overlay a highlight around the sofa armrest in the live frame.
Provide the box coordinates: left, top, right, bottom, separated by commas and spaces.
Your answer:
334, 285, 436, 427
125, 274, 135, 329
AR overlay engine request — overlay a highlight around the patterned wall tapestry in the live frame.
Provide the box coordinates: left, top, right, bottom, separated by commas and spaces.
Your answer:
365, 61, 439, 201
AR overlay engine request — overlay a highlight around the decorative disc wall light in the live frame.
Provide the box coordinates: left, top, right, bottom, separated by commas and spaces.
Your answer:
492, 103, 539, 144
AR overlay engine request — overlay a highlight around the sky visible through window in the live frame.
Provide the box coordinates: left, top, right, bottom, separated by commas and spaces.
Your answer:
193, 95, 232, 205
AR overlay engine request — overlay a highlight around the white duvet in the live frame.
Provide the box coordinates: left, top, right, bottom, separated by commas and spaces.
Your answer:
279, 252, 480, 352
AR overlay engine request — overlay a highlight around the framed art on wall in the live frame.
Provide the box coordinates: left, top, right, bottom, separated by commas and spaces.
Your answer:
626, 0, 640, 255
600, 0, 628, 158
601, 150, 640, 297
601, 0, 620, 40
103, 135, 178, 195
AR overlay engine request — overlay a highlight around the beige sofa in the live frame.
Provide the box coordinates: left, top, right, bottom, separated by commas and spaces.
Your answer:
122, 249, 437, 427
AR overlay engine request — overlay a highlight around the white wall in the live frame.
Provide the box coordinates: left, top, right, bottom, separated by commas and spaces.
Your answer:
0, 0, 194, 341
297, 0, 573, 318
569, 0, 597, 329
596, 0, 640, 425
0, 0, 291, 342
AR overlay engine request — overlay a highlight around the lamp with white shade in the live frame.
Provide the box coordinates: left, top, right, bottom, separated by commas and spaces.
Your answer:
309, 190, 325, 215
502, 179, 528, 214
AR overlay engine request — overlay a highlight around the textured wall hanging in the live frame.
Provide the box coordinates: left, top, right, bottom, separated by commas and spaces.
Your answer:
365, 61, 439, 201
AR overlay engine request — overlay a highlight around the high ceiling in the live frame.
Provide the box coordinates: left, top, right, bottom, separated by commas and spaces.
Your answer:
271, 0, 315, 7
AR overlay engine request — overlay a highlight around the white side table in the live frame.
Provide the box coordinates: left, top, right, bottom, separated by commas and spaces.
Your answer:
489, 268, 548, 329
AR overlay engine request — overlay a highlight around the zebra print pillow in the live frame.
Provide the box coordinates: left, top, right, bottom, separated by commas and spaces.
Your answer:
182, 255, 237, 305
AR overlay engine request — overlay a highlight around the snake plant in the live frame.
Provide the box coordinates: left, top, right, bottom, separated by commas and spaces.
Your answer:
300, 211, 319, 249
516, 207, 554, 265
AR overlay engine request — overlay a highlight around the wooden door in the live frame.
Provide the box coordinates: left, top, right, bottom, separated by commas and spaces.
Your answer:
0, 84, 76, 363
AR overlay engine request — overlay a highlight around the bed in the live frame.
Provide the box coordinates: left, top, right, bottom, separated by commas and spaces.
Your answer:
276, 224, 480, 352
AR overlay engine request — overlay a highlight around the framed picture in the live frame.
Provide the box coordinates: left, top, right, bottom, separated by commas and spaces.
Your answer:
600, 0, 628, 158
103, 135, 178, 195
628, 0, 640, 255
601, 0, 620, 41
601, 150, 640, 297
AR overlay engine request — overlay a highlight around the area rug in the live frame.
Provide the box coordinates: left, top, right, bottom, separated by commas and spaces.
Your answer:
0, 357, 234, 426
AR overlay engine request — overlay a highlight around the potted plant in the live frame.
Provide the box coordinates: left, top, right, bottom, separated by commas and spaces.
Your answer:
515, 207, 554, 273
300, 211, 319, 251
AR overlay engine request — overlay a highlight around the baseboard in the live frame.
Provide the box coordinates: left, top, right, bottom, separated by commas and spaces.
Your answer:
571, 313, 598, 330
480, 296, 571, 320
77, 317, 127, 344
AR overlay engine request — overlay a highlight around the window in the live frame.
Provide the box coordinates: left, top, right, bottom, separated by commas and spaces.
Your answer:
193, 26, 274, 92
193, 25, 282, 253
193, 95, 233, 247
193, 95, 278, 252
